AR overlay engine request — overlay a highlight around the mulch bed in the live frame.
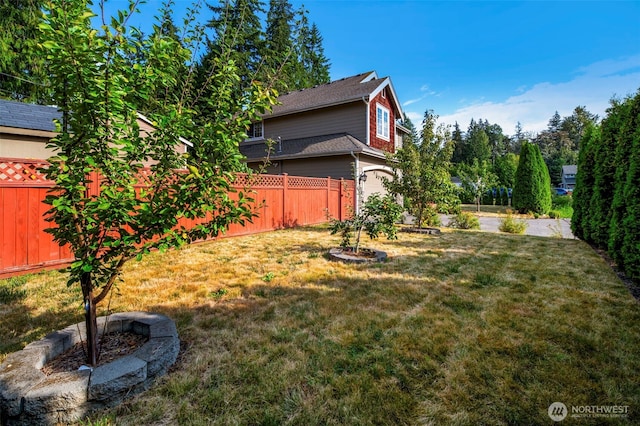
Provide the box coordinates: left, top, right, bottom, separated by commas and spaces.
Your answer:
41, 331, 148, 375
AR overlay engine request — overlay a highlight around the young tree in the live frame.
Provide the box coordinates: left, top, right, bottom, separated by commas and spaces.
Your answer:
512, 142, 552, 214
383, 110, 458, 227
458, 158, 498, 212
39, 0, 278, 366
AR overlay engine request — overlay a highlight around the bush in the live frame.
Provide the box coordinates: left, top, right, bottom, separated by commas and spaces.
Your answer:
447, 212, 480, 230
499, 211, 528, 234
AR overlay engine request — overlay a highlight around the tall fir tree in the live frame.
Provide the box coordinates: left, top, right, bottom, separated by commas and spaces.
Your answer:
293, 11, 330, 89
200, 0, 265, 95
264, 0, 297, 92
465, 119, 492, 164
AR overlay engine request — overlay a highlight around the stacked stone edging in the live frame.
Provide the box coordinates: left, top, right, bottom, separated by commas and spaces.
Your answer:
0, 312, 179, 425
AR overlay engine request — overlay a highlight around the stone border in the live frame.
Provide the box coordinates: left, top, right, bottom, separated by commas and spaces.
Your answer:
328, 247, 387, 263
0, 312, 179, 425
401, 227, 442, 235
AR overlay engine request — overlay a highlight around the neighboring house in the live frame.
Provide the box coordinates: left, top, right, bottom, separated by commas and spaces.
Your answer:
239, 71, 410, 204
561, 165, 577, 189
0, 99, 191, 162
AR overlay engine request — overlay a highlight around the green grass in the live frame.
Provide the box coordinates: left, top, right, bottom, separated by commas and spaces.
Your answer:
1, 227, 639, 425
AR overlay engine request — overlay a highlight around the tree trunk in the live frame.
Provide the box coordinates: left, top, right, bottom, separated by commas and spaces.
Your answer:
80, 272, 99, 366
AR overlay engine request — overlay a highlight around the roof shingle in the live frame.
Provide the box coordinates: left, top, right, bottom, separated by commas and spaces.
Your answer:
0, 99, 61, 132
266, 71, 389, 118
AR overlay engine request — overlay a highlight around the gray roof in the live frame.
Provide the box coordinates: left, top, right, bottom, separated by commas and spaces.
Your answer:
240, 133, 389, 162
266, 71, 401, 118
0, 99, 61, 132
562, 165, 577, 174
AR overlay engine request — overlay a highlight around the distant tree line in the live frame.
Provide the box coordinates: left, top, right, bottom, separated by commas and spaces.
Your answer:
0, 0, 331, 103
572, 90, 640, 280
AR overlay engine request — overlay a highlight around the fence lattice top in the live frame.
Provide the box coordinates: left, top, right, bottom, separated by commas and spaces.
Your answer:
0, 159, 51, 186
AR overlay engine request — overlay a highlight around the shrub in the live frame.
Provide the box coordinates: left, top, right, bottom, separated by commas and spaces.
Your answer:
499, 211, 528, 234
329, 193, 403, 253
447, 212, 480, 230
512, 142, 552, 214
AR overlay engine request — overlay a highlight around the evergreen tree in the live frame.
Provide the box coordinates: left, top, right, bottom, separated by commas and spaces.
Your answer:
588, 99, 624, 248
619, 92, 640, 279
464, 119, 491, 164
200, 0, 265, 94
608, 91, 640, 274
512, 142, 552, 214
294, 16, 330, 88
451, 122, 466, 164
0, 0, 50, 102
264, 0, 297, 92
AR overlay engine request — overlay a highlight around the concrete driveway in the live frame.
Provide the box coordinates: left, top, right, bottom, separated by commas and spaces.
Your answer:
439, 215, 575, 239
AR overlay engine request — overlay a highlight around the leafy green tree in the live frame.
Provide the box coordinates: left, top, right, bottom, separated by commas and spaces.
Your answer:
512, 142, 552, 214
39, 0, 278, 366
384, 110, 458, 227
330, 193, 403, 254
458, 158, 498, 212
494, 152, 519, 188
0, 0, 50, 101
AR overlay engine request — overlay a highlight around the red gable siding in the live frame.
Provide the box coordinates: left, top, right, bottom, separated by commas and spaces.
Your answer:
368, 89, 395, 153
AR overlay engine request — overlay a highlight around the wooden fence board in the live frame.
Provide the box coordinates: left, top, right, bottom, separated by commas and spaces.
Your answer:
0, 159, 355, 278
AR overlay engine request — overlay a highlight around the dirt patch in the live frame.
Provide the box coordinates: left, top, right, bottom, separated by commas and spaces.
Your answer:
41, 331, 148, 376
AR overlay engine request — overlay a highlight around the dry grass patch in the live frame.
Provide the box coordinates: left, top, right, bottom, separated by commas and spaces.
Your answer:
1, 226, 639, 425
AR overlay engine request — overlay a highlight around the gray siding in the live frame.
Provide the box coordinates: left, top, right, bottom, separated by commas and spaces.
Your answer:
264, 102, 367, 143
281, 156, 354, 179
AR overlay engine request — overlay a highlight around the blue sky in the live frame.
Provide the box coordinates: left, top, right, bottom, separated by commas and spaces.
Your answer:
101, 0, 640, 135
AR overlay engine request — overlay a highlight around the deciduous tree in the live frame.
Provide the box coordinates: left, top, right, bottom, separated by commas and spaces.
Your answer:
39, 0, 278, 366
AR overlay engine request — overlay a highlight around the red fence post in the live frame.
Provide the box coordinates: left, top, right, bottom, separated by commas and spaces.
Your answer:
282, 173, 288, 228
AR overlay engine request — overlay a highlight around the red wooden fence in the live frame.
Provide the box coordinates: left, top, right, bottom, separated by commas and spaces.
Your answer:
0, 158, 355, 279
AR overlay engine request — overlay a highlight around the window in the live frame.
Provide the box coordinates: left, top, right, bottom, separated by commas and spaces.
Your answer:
376, 104, 390, 140
247, 122, 263, 139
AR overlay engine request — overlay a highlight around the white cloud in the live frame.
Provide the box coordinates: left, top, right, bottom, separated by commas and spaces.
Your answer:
434, 55, 640, 135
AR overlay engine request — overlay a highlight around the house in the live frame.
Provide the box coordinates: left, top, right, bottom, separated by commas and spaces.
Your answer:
0, 99, 191, 162
239, 71, 410, 204
561, 165, 577, 189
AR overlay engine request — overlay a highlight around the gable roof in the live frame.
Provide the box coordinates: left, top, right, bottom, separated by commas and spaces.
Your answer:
562, 165, 577, 175
240, 133, 389, 162
0, 99, 61, 133
266, 71, 404, 119
0, 99, 193, 147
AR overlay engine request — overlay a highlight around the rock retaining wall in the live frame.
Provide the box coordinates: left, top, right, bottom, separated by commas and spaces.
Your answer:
0, 312, 179, 425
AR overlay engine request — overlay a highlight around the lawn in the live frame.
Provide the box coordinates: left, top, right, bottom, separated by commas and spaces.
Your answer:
1, 225, 639, 425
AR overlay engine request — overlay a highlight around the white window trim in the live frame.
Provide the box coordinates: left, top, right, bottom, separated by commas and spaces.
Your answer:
246, 122, 264, 141
376, 104, 390, 141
